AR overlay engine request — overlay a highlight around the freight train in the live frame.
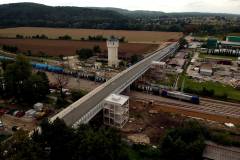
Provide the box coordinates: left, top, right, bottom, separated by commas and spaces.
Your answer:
31, 63, 64, 73
0, 55, 64, 73
132, 83, 200, 104
0, 55, 107, 82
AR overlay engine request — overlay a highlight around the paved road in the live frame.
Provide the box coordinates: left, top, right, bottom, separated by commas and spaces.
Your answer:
51, 43, 178, 126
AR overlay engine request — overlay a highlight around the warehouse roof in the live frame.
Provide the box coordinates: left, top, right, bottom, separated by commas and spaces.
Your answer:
227, 36, 240, 43
200, 63, 213, 71
221, 41, 240, 47
207, 38, 218, 49
169, 58, 185, 67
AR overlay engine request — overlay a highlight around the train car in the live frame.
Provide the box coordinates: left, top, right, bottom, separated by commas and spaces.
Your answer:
32, 63, 48, 70
161, 90, 200, 104
152, 86, 160, 95
31, 62, 64, 73
47, 65, 64, 73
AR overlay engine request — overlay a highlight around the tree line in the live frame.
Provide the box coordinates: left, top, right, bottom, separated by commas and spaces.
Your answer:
1, 3, 240, 34
13, 34, 127, 42
0, 112, 239, 160
0, 119, 240, 160
0, 55, 50, 104
0, 119, 208, 160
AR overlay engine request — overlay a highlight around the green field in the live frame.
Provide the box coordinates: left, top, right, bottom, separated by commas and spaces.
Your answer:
179, 75, 240, 102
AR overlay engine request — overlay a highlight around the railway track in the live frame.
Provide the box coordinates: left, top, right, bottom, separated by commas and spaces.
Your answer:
130, 91, 240, 119
201, 97, 240, 107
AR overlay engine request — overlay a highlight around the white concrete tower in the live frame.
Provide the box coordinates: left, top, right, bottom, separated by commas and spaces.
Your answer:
107, 36, 119, 68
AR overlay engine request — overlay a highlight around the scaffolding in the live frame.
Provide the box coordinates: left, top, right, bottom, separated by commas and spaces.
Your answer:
103, 94, 129, 128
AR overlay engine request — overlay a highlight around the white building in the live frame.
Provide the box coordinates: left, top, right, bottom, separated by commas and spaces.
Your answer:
200, 63, 213, 76
107, 37, 119, 68
33, 103, 44, 111
103, 94, 129, 128
94, 62, 102, 69
151, 61, 166, 70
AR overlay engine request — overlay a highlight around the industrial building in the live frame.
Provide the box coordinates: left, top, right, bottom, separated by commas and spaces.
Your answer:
103, 94, 129, 128
207, 36, 240, 55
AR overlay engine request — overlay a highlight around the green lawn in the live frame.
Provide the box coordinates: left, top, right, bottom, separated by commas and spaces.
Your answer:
199, 52, 238, 61
179, 75, 240, 102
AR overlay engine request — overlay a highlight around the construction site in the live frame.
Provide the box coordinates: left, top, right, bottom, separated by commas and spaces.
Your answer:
121, 91, 240, 144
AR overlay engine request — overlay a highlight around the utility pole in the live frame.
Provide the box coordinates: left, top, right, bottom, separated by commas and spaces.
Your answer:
181, 77, 185, 93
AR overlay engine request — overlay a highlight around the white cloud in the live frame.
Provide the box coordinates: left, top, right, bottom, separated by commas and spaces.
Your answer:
0, 0, 240, 14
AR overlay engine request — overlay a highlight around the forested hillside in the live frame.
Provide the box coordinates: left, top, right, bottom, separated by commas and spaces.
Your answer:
0, 3, 240, 34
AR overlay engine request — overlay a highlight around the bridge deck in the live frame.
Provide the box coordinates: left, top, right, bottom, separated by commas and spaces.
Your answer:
51, 43, 179, 126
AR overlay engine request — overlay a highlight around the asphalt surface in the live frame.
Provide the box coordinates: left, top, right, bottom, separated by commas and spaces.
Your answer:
51, 42, 178, 126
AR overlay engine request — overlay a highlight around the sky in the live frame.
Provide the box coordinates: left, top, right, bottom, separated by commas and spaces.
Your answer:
1, 0, 240, 14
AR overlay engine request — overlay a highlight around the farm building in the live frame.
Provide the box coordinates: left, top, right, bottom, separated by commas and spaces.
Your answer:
103, 94, 129, 128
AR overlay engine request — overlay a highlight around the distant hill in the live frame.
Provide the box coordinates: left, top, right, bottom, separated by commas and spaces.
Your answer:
91, 7, 238, 18
90, 7, 166, 18
0, 3, 130, 29
0, 3, 239, 33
